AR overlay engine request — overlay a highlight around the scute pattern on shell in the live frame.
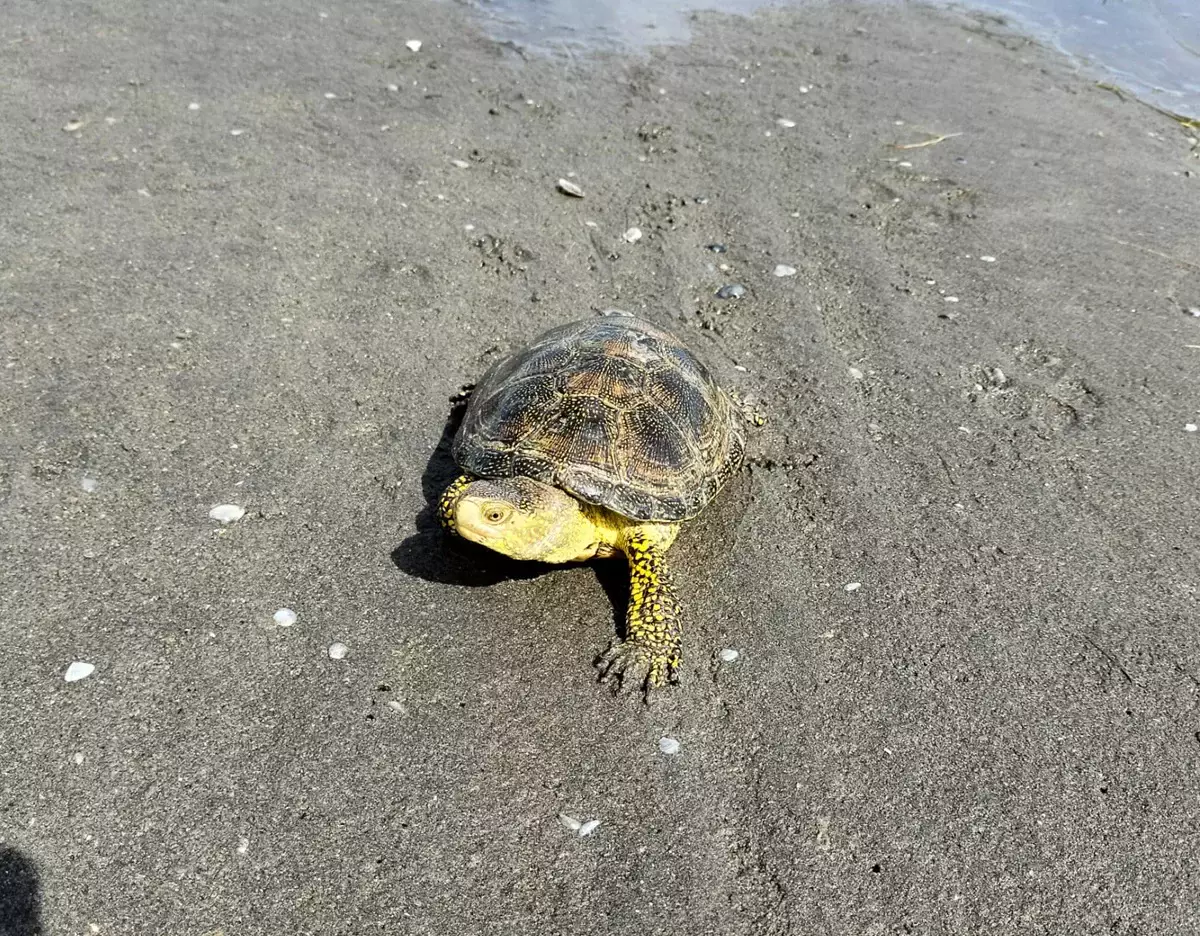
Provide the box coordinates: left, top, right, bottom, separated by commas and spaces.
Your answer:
453, 317, 744, 521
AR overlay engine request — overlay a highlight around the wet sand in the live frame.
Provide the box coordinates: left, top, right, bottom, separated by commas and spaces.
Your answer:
2, 1, 1198, 932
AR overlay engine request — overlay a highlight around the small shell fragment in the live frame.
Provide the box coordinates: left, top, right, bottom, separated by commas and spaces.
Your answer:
776, 118, 796, 128
328, 642, 348, 660
63, 120, 85, 132
658, 737, 681, 755
558, 813, 583, 832
773, 264, 797, 277
577, 819, 601, 837
81, 477, 99, 493
623, 226, 643, 243
451, 159, 470, 169
716, 284, 745, 300
405, 39, 422, 52
980, 255, 996, 262
208, 504, 245, 524
1186, 423, 1198, 432
273, 608, 297, 627
719, 648, 740, 663
557, 178, 584, 198
844, 582, 862, 593
64, 661, 95, 682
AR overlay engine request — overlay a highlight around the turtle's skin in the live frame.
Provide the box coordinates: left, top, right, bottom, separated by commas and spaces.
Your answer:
438, 315, 744, 692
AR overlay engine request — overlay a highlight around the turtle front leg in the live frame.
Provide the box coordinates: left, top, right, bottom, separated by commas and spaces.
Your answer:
598, 528, 682, 693
438, 474, 474, 534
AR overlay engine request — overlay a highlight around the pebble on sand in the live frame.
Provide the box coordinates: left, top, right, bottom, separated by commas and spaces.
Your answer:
405, 39, 422, 52
557, 178, 584, 197
844, 582, 862, 592
1186, 423, 1198, 432
658, 737, 682, 755
188, 102, 200, 111
328, 642, 348, 660
230, 128, 246, 136
64, 661, 95, 683
273, 608, 297, 627
719, 648, 740, 663
773, 264, 797, 277
706, 243, 727, 253
623, 226, 643, 243
716, 284, 746, 300
208, 504, 245, 524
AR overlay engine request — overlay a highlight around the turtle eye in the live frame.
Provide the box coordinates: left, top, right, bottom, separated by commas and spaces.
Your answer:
482, 504, 510, 524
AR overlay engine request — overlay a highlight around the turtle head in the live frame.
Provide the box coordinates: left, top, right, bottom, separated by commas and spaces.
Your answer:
443, 476, 600, 563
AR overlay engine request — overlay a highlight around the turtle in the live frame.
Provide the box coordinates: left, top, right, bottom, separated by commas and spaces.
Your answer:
438, 314, 744, 692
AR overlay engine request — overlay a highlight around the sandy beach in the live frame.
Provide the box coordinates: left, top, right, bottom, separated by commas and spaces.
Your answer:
2, 1, 1198, 932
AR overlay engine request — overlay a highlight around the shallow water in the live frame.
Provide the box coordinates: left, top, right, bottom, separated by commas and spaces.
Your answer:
466, 0, 1200, 117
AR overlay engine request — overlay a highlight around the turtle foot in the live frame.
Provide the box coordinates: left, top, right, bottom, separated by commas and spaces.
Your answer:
596, 639, 679, 695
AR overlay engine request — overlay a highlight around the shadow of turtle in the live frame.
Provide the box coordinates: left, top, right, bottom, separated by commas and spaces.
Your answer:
0, 845, 43, 936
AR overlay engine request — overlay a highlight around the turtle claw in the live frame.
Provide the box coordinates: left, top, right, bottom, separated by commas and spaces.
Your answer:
597, 640, 678, 695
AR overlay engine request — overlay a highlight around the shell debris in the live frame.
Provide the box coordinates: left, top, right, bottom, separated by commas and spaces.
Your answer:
844, 582, 862, 593
776, 118, 796, 128
328, 642, 348, 660
559, 813, 601, 837
719, 648, 740, 663
773, 264, 797, 277
64, 661, 95, 683
451, 159, 470, 169
558, 813, 582, 832
273, 608, 297, 627
1185, 423, 1198, 432
658, 737, 681, 755
557, 178, 584, 198
405, 39, 422, 52
623, 226, 643, 243
81, 477, 99, 493
716, 284, 745, 300
208, 504, 245, 524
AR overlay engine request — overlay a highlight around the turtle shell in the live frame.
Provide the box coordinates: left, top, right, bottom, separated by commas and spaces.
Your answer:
453, 316, 744, 521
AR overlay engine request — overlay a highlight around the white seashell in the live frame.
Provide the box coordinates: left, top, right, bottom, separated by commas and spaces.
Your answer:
64, 661, 95, 682
208, 504, 245, 523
